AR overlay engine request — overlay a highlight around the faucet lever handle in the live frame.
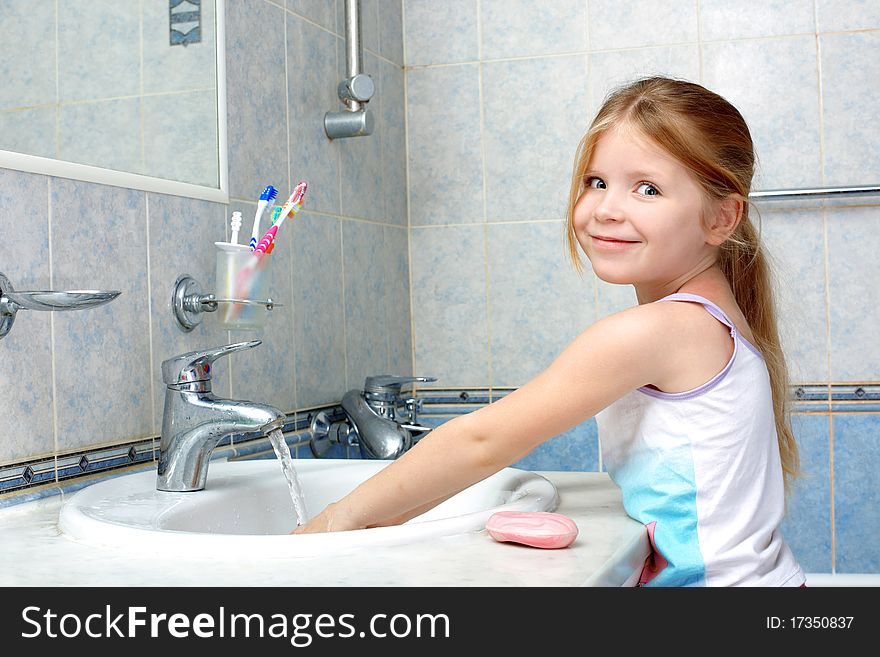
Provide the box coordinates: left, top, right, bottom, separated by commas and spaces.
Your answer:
364, 375, 437, 397
161, 340, 261, 385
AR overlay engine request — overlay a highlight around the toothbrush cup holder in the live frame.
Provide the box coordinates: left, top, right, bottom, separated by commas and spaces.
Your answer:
214, 243, 273, 330
170, 245, 282, 333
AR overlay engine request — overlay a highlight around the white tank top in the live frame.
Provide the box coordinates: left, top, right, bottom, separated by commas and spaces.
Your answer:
595, 293, 805, 587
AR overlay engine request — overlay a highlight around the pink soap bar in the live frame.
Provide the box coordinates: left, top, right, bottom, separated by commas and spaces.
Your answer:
485, 511, 578, 549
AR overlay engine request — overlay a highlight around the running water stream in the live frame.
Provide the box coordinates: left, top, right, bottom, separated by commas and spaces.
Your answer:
268, 429, 308, 527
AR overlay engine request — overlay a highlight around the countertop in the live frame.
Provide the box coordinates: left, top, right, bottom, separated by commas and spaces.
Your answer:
0, 470, 649, 587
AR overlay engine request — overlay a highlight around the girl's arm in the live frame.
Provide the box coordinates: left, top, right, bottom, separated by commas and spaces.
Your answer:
294, 301, 684, 534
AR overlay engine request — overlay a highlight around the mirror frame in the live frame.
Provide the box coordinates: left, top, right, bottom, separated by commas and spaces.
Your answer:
0, 0, 228, 203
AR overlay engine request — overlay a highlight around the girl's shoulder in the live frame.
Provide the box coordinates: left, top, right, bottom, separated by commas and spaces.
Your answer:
609, 295, 744, 394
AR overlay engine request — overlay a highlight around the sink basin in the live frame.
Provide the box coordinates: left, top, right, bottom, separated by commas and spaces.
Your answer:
59, 459, 558, 556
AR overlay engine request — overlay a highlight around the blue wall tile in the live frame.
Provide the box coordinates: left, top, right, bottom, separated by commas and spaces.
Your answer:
227, 0, 289, 200
820, 31, 880, 187
404, 0, 478, 66
480, 0, 586, 60
781, 414, 832, 573
487, 222, 594, 386
827, 206, 880, 382
407, 64, 484, 226
513, 419, 600, 472
833, 414, 880, 573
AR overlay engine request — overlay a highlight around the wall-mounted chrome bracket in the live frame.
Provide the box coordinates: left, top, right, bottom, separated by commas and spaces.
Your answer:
309, 410, 360, 458
324, 0, 375, 139
0, 271, 120, 340
171, 274, 280, 332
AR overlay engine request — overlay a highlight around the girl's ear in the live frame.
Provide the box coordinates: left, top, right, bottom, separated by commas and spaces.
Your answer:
705, 197, 743, 246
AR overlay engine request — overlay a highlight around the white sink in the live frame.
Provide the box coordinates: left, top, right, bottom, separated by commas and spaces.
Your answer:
59, 459, 558, 556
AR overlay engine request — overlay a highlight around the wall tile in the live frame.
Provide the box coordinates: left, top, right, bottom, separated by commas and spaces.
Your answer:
480, 0, 586, 60
482, 55, 587, 222
380, 60, 408, 227
383, 225, 413, 375
0, 109, 57, 160
361, 0, 381, 55
780, 414, 832, 574
589, 0, 698, 51
292, 212, 346, 408
226, 0, 289, 200
588, 45, 700, 117
0, 0, 56, 110
57, 0, 140, 102
703, 36, 821, 190
827, 206, 880, 381
289, 0, 336, 31
378, 0, 404, 66
147, 193, 231, 431
343, 220, 389, 389
513, 419, 599, 472
820, 32, 880, 187
287, 12, 341, 215
0, 170, 54, 462
59, 99, 143, 175
487, 222, 594, 386
759, 208, 829, 383
407, 64, 484, 226
700, 0, 814, 41
816, 0, 880, 32
404, 0, 478, 66
411, 225, 488, 386
50, 179, 152, 451
144, 91, 220, 188
339, 52, 384, 221
596, 279, 636, 319
833, 414, 880, 573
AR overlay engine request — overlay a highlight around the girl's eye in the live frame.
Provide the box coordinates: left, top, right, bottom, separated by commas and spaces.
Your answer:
586, 177, 606, 189
636, 182, 659, 196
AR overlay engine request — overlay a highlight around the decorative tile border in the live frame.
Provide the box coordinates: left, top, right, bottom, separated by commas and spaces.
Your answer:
170, 0, 201, 46
2, 385, 878, 504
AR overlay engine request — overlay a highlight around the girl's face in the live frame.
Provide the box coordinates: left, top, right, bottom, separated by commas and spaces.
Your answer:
572, 126, 717, 300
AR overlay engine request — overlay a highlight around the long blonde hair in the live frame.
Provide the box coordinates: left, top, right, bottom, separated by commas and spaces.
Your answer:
566, 77, 800, 499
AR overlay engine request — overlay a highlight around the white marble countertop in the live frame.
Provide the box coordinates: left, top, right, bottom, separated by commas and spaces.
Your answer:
0, 470, 649, 587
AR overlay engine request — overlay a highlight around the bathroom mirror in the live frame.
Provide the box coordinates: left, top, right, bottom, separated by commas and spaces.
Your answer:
0, 0, 227, 202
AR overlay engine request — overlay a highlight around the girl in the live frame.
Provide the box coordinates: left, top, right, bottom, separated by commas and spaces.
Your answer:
295, 77, 805, 587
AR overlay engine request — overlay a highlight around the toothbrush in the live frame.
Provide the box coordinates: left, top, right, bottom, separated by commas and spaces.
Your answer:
249, 185, 278, 251
229, 211, 243, 245
273, 181, 308, 233
229, 182, 308, 317
269, 205, 283, 226
251, 181, 308, 256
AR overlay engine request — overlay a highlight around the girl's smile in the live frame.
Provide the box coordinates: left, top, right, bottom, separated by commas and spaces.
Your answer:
590, 234, 642, 249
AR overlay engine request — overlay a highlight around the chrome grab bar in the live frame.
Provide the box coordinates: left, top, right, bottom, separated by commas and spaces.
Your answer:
750, 185, 880, 201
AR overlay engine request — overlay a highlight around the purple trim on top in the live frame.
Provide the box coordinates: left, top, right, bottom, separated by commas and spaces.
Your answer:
638, 335, 738, 400
660, 292, 766, 362
656, 292, 735, 331
636, 291, 744, 400
737, 334, 764, 360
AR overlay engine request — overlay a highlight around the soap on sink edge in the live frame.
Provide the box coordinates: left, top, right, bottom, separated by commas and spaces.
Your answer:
485, 511, 578, 549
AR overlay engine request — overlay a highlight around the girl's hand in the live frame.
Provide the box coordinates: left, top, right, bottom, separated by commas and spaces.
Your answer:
290, 501, 361, 534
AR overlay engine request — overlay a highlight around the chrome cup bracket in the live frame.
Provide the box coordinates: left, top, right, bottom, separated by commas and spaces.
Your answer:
171, 274, 280, 333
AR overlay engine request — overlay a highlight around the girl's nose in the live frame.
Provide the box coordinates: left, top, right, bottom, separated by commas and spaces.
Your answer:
592, 189, 625, 223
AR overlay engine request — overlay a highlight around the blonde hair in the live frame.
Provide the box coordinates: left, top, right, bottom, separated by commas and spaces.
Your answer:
566, 76, 800, 499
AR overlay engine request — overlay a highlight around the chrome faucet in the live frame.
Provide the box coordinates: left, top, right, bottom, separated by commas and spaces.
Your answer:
310, 375, 436, 459
157, 340, 285, 492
